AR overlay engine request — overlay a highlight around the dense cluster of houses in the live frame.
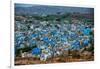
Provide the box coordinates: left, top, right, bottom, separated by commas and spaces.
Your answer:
15, 14, 94, 61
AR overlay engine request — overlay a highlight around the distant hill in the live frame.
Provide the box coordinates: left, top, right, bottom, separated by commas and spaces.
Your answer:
15, 3, 94, 15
